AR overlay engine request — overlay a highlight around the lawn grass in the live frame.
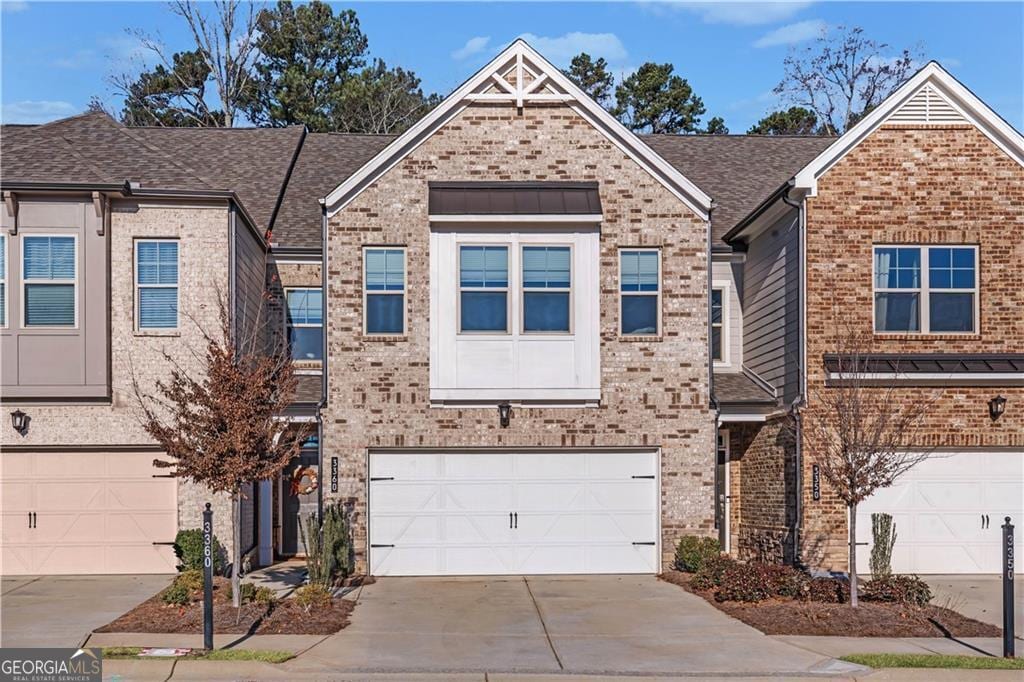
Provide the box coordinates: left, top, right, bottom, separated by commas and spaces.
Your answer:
841, 653, 1024, 670
102, 647, 293, 663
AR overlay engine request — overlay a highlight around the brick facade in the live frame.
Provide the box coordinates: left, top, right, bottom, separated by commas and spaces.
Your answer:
323, 102, 715, 571
801, 124, 1024, 570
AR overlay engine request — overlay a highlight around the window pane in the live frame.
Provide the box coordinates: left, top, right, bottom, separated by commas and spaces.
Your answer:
524, 292, 570, 332
523, 246, 570, 288
460, 291, 507, 331
711, 326, 722, 360
287, 289, 322, 326
366, 249, 404, 291
138, 241, 178, 285
711, 289, 723, 323
24, 236, 75, 280
930, 293, 974, 332
875, 247, 919, 289
25, 283, 75, 326
0, 283, 5, 327
874, 292, 919, 332
621, 251, 658, 292
621, 295, 658, 335
928, 247, 975, 290
366, 294, 404, 334
289, 326, 323, 360
460, 246, 507, 288
139, 287, 178, 328
0, 235, 6, 279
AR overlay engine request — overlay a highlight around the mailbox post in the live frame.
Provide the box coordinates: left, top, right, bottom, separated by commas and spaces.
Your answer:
1003, 516, 1015, 659
203, 503, 214, 651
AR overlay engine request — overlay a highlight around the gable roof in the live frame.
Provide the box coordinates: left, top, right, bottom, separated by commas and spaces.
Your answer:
793, 61, 1024, 193
321, 39, 712, 220
272, 132, 394, 250
643, 134, 835, 244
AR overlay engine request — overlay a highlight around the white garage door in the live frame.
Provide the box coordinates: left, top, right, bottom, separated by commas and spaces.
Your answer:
1, 452, 178, 575
368, 450, 659, 576
857, 451, 1024, 575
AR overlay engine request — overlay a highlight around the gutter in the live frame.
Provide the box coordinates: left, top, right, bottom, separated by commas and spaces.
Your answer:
781, 182, 806, 566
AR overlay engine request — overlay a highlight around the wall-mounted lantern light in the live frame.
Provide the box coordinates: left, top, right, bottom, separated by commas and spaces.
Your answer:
498, 402, 512, 428
989, 395, 1007, 421
10, 409, 28, 435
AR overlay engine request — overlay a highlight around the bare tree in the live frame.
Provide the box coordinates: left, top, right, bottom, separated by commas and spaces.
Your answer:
132, 290, 306, 609
800, 325, 939, 607
113, 0, 259, 127
775, 26, 921, 135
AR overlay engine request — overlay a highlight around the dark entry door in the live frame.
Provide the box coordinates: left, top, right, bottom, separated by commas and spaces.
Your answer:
281, 441, 320, 556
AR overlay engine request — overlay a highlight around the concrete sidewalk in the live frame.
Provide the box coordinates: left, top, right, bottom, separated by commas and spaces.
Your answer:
775, 635, 1008, 658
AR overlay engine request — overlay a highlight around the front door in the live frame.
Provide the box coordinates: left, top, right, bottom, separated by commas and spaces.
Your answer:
280, 441, 320, 556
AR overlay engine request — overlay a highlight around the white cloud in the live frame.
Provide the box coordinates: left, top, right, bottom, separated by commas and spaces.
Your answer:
753, 19, 825, 48
2, 100, 78, 124
669, 1, 814, 26
1, 1, 29, 13
53, 49, 99, 69
452, 36, 490, 60
517, 32, 628, 66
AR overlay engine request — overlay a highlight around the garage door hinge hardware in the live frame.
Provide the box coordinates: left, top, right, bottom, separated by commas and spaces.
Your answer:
28, 512, 36, 529
631, 475, 655, 479
632, 541, 655, 546
152, 541, 175, 546
370, 544, 395, 548
152, 474, 176, 478
370, 476, 395, 481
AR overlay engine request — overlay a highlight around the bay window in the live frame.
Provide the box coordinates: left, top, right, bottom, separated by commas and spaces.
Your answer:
874, 245, 977, 333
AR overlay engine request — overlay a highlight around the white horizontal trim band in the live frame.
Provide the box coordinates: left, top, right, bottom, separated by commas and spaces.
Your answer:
429, 214, 603, 223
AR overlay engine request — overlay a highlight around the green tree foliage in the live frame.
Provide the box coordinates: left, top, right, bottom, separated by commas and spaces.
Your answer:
747, 106, 820, 135
703, 116, 729, 135
612, 62, 706, 134
332, 59, 443, 134
247, 1, 368, 129
563, 52, 614, 106
119, 50, 223, 126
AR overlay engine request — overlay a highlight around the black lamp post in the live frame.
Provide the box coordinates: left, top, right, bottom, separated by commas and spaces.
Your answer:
989, 395, 1007, 421
10, 409, 28, 435
497, 402, 512, 428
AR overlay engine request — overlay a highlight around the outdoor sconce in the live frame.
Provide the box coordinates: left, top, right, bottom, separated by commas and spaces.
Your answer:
498, 402, 512, 428
10, 409, 28, 435
989, 395, 1007, 421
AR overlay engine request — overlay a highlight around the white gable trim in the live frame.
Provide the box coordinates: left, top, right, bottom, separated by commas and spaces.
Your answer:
321, 39, 711, 220
793, 61, 1024, 194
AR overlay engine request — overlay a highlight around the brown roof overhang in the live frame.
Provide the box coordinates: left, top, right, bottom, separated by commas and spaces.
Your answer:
429, 181, 602, 216
824, 354, 1024, 374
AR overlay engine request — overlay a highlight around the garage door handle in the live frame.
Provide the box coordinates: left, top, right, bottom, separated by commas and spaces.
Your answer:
370, 544, 394, 548
152, 541, 176, 546
370, 477, 394, 482
510, 512, 514, 529
632, 541, 655, 546
514, 512, 518, 529
632, 475, 655, 479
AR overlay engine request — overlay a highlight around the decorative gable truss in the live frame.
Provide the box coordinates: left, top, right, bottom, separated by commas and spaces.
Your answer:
793, 61, 1024, 195
321, 39, 711, 220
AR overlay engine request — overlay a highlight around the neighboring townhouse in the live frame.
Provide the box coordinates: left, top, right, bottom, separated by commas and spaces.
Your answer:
721, 63, 1024, 575
2, 41, 1020, 580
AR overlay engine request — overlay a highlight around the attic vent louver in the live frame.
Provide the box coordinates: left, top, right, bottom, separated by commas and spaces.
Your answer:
890, 84, 966, 124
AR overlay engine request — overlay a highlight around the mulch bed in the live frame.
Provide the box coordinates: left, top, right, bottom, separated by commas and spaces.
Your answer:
95, 576, 354, 635
660, 570, 1000, 638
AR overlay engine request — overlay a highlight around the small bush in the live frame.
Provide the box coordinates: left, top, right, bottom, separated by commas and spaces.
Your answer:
690, 555, 735, 591
173, 529, 225, 574
161, 581, 191, 606
862, 575, 932, 607
806, 577, 850, 603
227, 582, 257, 604
674, 536, 721, 573
870, 513, 897, 579
175, 569, 204, 594
253, 586, 278, 606
715, 563, 774, 603
762, 564, 811, 598
295, 584, 332, 613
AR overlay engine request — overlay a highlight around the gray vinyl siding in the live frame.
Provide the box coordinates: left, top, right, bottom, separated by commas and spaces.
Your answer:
233, 217, 271, 353
742, 208, 801, 403
711, 259, 743, 370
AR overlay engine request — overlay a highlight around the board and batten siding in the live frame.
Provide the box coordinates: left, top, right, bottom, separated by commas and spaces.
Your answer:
742, 209, 801, 403
711, 260, 743, 370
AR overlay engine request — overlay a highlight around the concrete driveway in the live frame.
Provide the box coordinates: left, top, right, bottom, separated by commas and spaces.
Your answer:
928, 574, 1023, 633
289, 575, 852, 677
1, 574, 173, 648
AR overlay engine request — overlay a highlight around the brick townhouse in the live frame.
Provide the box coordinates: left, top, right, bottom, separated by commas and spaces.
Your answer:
1, 40, 1021, 578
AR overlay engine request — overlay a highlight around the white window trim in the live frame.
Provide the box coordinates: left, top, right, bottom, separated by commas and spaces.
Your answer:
22, 232, 78, 330
711, 280, 730, 367
717, 428, 731, 554
457, 242, 511, 335
284, 286, 324, 363
0, 234, 7, 329
872, 244, 979, 335
134, 238, 180, 332
521, 243, 573, 335
618, 247, 662, 337
362, 246, 407, 336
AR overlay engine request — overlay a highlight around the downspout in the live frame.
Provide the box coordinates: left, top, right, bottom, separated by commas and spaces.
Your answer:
781, 182, 805, 565
228, 205, 238, 344
707, 202, 723, 540
317, 202, 328, 522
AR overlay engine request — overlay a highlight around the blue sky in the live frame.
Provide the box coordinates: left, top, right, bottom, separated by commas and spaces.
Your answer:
2, 1, 1022, 132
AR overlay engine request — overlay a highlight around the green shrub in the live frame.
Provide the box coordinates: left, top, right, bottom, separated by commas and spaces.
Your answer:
300, 501, 355, 588
763, 564, 811, 598
690, 555, 735, 590
294, 584, 332, 613
805, 577, 850, 603
161, 581, 191, 606
674, 535, 721, 572
870, 513, 897, 578
173, 529, 225, 574
175, 569, 204, 593
714, 563, 774, 603
227, 582, 257, 604
253, 586, 277, 606
862, 575, 932, 607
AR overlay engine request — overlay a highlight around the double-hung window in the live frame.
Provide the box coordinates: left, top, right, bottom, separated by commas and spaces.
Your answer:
0, 235, 6, 327
874, 245, 977, 333
619, 249, 660, 335
522, 246, 571, 333
135, 240, 179, 330
711, 288, 724, 361
286, 288, 323, 361
23, 235, 76, 327
364, 248, 405, 335
459, 245, 508, 333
